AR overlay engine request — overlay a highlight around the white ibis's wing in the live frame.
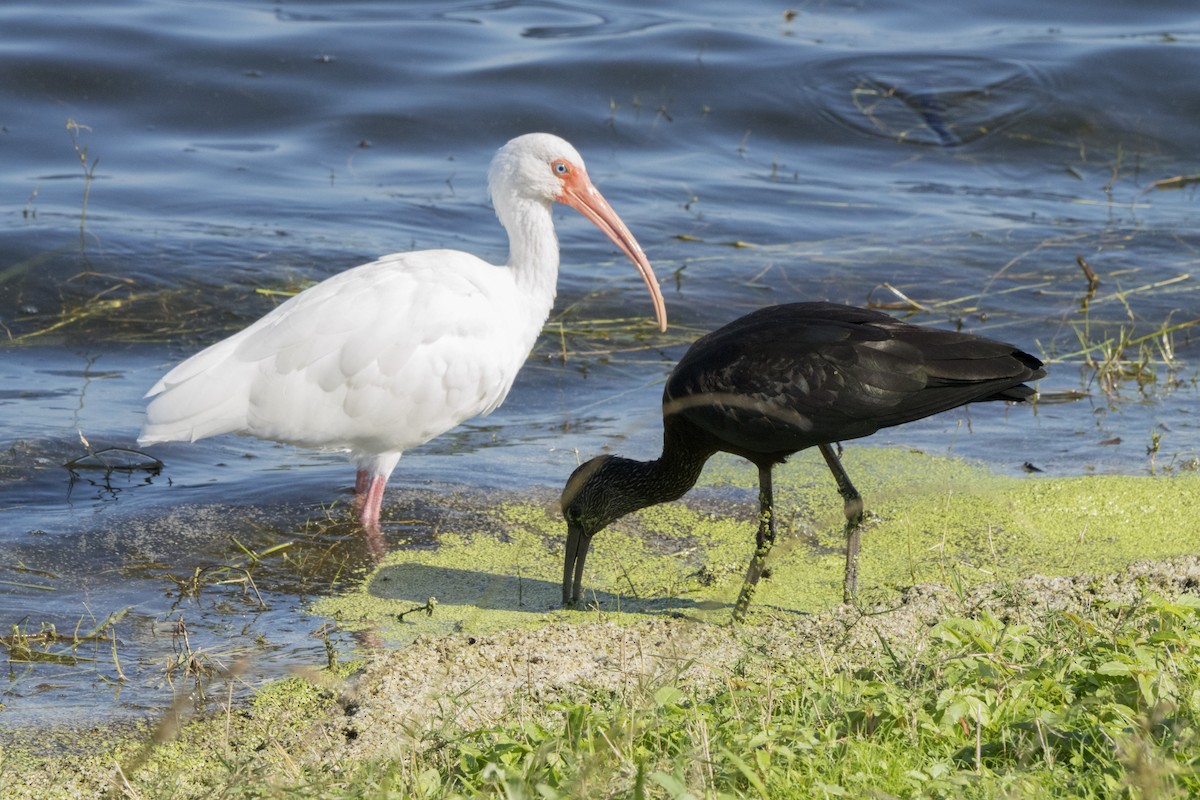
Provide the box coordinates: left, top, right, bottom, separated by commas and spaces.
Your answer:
140, 250, 539, 454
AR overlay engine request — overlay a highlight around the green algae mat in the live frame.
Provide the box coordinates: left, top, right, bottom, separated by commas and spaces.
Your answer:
313, 448, 1200, 639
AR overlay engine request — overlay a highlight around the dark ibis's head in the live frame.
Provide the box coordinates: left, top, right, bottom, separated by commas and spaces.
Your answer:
560, 454, 647, 607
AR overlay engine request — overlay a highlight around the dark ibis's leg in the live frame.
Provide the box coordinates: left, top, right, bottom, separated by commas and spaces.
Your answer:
733, 464, 776, 622
818, 443, 865, 603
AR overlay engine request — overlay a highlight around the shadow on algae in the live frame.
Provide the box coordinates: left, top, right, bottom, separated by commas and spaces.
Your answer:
311, 447, 1200, 640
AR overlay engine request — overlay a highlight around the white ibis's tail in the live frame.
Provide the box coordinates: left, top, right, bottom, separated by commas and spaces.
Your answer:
138, 336, 253, 445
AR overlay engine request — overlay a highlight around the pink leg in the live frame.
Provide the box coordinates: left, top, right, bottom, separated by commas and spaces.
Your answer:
353, 469, 371, 523
351, 454, 400, 559
358, 472, 388, 530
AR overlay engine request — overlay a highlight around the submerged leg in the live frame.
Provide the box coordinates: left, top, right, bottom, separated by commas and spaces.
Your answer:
818, 443, 865, 603
358, 473, 388, 529
356, 473, 389, 560
353, 454, 402, 523
352, 452, 401, 560
733, 464, 776, 622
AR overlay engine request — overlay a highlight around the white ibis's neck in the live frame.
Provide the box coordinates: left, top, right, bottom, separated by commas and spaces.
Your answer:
496, 195, 560, 308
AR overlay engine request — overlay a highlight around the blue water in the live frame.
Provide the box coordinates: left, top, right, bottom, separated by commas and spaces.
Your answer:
2, 0, 1199, 727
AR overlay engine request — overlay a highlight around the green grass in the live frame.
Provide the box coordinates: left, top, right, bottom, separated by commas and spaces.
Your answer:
6, 465, 1200, 800
7, 568, 1200, 799
314, 591, 1200, 799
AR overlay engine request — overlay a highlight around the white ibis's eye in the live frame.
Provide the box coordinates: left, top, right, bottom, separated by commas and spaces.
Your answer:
554, 162, 569, 175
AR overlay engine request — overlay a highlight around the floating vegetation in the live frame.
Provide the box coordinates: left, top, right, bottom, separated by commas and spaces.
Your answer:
4, 237, 1197, 405
1, 608, 128, 673
0, 262, 313, 347
1149, 173, 1200, 191
1058, 312, 1199, 398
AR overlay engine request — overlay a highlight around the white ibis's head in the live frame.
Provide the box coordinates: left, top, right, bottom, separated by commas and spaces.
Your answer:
489, 132, 587, 205
488, 133, 668, 333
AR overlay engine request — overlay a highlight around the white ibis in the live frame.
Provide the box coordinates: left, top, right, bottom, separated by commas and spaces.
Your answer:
561, 302, 1044, 618
139, 133, 667, 537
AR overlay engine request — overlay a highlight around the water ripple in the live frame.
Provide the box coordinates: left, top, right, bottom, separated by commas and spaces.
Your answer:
801, 53, 1053, 148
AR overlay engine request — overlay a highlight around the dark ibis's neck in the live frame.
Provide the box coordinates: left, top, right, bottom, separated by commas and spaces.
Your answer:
569, 449, 706, 536
634, 416, 717, 508
571, 417, 721, 533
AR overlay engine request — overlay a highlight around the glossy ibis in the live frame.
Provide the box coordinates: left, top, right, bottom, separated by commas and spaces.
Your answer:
561, 302, 1044, 618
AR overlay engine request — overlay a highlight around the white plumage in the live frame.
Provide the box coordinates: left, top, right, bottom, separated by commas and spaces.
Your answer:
139, 133, 667, 533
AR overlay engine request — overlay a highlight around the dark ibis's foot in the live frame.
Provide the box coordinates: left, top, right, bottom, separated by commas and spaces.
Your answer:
842, 510, 877, 604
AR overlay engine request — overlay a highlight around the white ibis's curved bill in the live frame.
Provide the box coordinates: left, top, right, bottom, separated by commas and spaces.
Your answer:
557, 166, 668, 332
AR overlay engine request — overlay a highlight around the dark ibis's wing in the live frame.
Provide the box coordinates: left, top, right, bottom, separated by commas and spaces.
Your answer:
664, 302, 1043, 456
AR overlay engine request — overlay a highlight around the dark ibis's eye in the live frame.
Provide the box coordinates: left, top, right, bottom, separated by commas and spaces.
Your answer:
554, 162, 569, 175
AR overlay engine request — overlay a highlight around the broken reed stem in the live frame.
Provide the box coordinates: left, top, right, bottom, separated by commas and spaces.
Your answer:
1055, 317, 1200, 364
66, 118, 99, 236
